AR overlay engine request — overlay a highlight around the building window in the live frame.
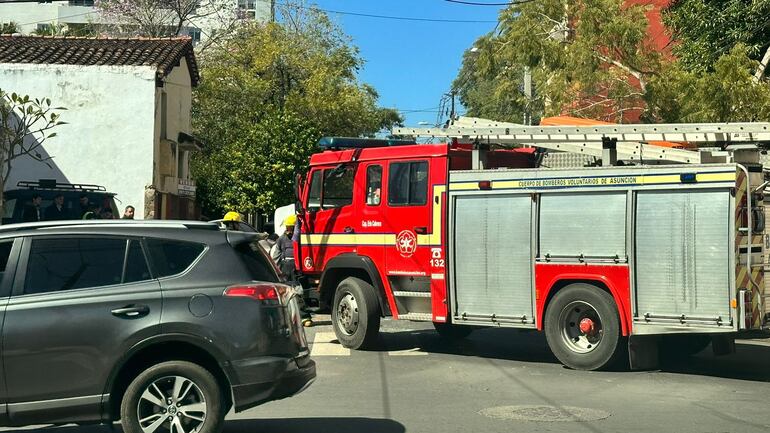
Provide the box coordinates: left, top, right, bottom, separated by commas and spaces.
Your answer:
238, 0, 258, 19
188, 28, 201, 42
68, 0, 95, 6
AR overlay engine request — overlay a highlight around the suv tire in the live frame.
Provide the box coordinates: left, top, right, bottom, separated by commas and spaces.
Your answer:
120, 361, 225, 433
332, 277, 381, 349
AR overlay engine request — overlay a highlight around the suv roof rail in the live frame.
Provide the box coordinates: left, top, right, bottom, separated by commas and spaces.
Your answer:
0, 220, 219, 233
17, 180, 109, 192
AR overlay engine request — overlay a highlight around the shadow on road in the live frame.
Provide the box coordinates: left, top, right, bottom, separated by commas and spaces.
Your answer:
372, 327, 560, 365
0, 417, 406, 433
368, 326, 770, 382
224, 417, 405, 433
659, 342, 770, 382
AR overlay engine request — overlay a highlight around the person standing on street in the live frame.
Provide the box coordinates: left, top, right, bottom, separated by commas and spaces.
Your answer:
272, 215, 312, 326
22, 193, 43, 222
44, 194, 67, 220
122, 205, 135, 219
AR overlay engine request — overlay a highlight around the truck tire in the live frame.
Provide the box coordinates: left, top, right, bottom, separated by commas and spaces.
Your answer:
120, 360, 225, 433
332, 277, 381, 349
434, 322, 474, 340
544, 284, 624, 371
659, 335, 711, 359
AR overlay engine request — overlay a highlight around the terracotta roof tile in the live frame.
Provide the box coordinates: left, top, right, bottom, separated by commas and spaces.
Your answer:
0, 35, 199, 86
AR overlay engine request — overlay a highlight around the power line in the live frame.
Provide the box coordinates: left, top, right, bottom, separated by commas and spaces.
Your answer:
443, 0, 530, 5
277, 2, 497, 24
16, 10, 97, 27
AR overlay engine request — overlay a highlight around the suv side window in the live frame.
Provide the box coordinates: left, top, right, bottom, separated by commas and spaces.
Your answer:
25, 238, 127, 294
322, 165, 355, 209
0, 240, 14, 282
124, 240, 152, 283
388, 161, 428, 206
146, 239, 205, 278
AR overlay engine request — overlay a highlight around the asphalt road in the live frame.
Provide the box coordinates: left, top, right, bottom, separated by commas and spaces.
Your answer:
4, 315, 770, 433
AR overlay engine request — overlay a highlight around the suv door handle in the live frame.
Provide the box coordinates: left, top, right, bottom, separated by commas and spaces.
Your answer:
414, 226, 427, 234
111, 304, 150, 318
344, 226, 355, 233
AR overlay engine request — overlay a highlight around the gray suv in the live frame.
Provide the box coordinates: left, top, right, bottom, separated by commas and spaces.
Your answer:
0, 220, 315, 433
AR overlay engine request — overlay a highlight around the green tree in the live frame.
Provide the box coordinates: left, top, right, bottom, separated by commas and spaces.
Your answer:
192, 5, 402, 216
454, 0, 660, 123
646, 45, 770, 122
0, 90, 66, 215
663, 0, 770, 80
0, 22, 18, 34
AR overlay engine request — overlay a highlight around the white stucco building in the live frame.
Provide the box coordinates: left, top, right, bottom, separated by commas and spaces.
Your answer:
0, 35, 201, 219
0, 0, 273, 44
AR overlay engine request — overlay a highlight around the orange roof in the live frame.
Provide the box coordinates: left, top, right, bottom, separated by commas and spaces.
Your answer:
539, 116, 696, 149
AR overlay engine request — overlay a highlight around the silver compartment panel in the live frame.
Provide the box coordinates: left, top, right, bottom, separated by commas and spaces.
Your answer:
635, 190, 731, 322
453, 194, 533, 321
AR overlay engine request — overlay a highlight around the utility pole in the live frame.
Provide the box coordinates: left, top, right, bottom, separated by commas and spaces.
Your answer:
523, 66, 532, 125
271, 0, 276, 22
450, 91, 456, 120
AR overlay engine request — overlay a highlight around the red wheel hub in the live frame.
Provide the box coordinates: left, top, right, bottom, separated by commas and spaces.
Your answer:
579, 318, 595, 335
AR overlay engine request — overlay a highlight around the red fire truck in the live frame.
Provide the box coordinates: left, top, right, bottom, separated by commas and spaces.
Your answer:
295, 120, 770, 370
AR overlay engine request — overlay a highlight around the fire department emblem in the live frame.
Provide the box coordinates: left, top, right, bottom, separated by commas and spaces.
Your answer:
303, 257, 313, 270
396, 230, 418, 258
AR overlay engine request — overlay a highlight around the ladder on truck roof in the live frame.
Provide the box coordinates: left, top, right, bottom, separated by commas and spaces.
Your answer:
392, 117, 770, 164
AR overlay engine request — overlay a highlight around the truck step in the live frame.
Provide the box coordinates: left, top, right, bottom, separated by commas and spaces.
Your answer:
393, 291, 431, 298
398, 313, 433, 321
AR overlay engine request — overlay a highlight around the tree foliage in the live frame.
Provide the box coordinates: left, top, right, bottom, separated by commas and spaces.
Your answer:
456, 0, 770, 124
455, 0, 660, 123
95, 0, 237, 39
0, 89, 66, 213
192, 5, 402, 216
663, 0, 770, 74
0, 22, 18, 35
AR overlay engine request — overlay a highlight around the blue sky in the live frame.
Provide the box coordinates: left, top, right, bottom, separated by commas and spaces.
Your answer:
306, 0, 504, 127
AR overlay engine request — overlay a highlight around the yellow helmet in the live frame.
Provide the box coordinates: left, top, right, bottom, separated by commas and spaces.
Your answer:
284, 214, 297, 227
223, 211, 242, 222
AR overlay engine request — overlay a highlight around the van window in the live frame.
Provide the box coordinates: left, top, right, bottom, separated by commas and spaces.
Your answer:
25, 238, 127, 294
146, 239, 205, 278
388, 161, 428, 206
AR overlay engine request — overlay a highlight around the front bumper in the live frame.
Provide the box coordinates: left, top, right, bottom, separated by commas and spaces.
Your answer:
229, 354, 316, 412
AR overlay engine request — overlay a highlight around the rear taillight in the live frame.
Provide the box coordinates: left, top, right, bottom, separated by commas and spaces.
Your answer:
224, 283, 289, 305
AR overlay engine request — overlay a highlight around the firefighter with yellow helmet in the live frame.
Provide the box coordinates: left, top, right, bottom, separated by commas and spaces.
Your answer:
272, 214, 312, 326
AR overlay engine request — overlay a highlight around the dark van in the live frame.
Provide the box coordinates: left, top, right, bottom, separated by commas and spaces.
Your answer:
3, 180, 119, 224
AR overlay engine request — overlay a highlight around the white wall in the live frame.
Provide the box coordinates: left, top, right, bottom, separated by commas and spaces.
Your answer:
0, 2, 97, 33
0, 63, 157, 218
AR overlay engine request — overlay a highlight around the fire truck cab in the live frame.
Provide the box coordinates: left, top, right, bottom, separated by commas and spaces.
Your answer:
296, 128, 769, 371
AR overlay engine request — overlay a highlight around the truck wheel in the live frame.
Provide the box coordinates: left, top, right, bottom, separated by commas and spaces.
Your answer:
659, 335, 711, 359
544, 284, 623, 371
434, 322, 474, 340
120, 361, 225, 433
332, 277, 381, 349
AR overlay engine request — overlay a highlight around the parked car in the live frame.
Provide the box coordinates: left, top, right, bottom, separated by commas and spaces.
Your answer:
0, 219, 315, 432
3, 180, 119, 224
